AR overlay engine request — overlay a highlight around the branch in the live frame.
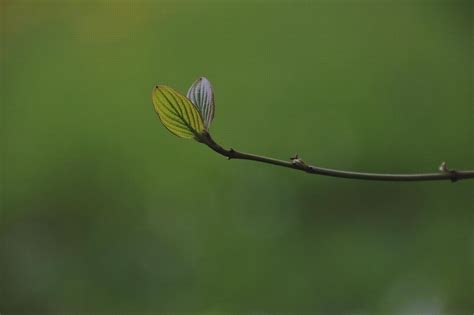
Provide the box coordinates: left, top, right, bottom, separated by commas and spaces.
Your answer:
198, 132, 474, 182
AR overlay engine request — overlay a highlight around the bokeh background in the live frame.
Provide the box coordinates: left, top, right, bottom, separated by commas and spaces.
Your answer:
1, 0, 473, 313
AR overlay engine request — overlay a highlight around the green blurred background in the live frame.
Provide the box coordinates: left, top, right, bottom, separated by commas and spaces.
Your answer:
1, 0, 473, 313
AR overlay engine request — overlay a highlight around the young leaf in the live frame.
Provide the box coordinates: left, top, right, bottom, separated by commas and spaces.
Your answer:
152, 85, 205, 139
187, 77, 215, 129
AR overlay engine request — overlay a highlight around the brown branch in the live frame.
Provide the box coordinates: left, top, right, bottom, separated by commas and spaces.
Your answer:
197, 132, 474, 182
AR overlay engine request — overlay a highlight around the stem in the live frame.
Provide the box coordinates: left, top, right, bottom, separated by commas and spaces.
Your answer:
198, 132, 474, 182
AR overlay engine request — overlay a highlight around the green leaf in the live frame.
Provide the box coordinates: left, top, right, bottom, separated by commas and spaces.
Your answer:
152, 85, 205, 139
187, 77, 215, 129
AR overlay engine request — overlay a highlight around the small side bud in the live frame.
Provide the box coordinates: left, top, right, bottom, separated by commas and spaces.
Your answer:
290, 154, 308, 168
227, 148, 236, 160
439, 161, 459, 182
439, 161, 449, 172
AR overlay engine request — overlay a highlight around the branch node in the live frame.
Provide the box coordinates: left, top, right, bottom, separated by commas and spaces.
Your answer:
227, 148, 235, 160
439, 161, 459, 183
290, 154, 308, 169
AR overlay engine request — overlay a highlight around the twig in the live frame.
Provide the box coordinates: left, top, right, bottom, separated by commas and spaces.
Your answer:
197, 131, 474, 182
